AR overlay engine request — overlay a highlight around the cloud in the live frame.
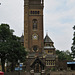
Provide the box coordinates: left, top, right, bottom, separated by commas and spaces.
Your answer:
0, 0, 75, 51
0, 0, 24, 36
44, 0, 75, 51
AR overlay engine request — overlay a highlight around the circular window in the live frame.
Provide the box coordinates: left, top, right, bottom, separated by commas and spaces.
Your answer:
33, 46, 37, 51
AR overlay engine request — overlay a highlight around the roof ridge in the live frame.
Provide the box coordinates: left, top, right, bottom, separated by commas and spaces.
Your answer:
44, 34, 53, 43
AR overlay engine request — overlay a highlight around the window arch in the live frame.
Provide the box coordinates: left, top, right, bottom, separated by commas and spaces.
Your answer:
32, 19, 37, 30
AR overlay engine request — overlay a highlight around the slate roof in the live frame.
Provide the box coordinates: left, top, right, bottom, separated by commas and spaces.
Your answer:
44, 34, 53, 43
44, 46, 55, 49
30, 57, 45, 67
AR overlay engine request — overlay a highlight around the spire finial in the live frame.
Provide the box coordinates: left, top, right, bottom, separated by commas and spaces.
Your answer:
22, 30, 24, 36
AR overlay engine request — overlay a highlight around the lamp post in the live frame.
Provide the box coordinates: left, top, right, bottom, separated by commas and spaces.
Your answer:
18, 60, 20, 75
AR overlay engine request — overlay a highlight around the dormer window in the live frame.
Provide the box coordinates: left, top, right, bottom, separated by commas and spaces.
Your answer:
46, 44, 50, 46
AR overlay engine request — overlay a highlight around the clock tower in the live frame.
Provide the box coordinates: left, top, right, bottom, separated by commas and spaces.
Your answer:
23, 0, 58, 73
24, 0, 44, 53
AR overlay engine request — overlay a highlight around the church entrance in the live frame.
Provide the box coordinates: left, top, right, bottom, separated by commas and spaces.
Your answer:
34, 62, 40, 72
34, 73, 41, 75
30, 57, 45, 73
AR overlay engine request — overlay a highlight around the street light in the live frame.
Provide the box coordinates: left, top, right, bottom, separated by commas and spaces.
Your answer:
18, 60, 20, 75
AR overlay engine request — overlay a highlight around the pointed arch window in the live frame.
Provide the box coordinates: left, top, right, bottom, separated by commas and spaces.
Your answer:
33, 19, 37, 30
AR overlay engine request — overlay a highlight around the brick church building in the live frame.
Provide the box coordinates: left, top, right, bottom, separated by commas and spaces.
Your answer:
20, 0, 75, 74
20, 0, 58, 74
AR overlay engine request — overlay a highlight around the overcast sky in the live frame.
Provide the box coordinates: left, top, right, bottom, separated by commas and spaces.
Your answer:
0, 0, 75, 51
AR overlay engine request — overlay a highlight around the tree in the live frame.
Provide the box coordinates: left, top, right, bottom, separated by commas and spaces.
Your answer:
7, 35, 27, 71
0, 24, 13, 72
71, 25, 75, 59
0, 24, 27, 72
56, 50, 72, 60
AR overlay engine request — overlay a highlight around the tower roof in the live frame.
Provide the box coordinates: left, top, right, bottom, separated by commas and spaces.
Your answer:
20, 34, 24, 43
44, 34, 53, 43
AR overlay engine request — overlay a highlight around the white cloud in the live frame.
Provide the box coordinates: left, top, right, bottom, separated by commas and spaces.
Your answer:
0, 0, 24, 36
0, 0, 75, 51
44, 0, 75, 51
67, 0, 75, 6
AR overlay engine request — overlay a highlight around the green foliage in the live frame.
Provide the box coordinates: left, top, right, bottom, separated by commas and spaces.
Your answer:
0, 24, 27, 72
46, 68, 51, 72
73, 25, 75, 30
7, 35, 27, 71
0, 23, 13, 72
56, 50, 72, 60
71, 25, 75, 59
0, 24, 14, 41
7, 35, 27, 62
72, 32, 75, 45
51, 67, 56, 71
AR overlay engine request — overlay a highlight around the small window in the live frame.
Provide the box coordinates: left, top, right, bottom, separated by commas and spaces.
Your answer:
48, 51, 52, 53
46, 44, 50, 46
35, 11, 37, 14
31, 11, 32, 14
30, 11, 40, 14
38, 11, 39, 14
51, 62, 52, 65
33, 11, 34, 14
46, 60, 55, 66
53, 63, 54, 65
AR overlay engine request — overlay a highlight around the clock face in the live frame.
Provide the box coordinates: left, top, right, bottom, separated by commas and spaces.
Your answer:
33, 35, 37, 39
32, 34, 38, 40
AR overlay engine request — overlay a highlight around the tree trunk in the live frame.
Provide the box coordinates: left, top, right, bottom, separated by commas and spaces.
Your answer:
11, 62, 14, 71
11, 62, 15, 72
1, 58, 5, 72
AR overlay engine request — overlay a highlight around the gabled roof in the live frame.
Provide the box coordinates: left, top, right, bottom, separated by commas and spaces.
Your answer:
44, 34, 53, 43
30, 57, 45, 67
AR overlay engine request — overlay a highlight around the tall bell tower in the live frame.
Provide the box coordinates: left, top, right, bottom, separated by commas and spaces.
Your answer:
24, 0, 44, 53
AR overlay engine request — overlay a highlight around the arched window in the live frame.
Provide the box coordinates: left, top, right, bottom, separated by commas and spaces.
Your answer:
33, 19, 37, 30
31, 11, 32, 14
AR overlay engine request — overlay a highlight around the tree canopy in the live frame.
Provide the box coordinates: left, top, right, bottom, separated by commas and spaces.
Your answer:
56, 50, 73, 61
71, 25, 75, 59
0, 24, 27, 72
